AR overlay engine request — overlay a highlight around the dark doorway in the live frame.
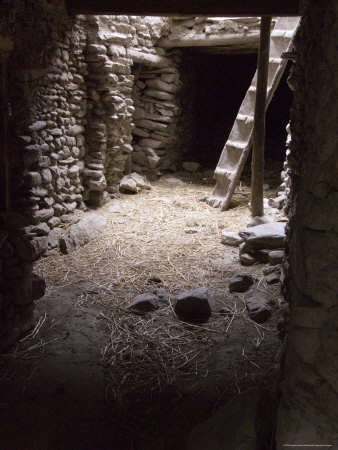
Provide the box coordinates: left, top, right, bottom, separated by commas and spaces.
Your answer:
180, 51, 293, 170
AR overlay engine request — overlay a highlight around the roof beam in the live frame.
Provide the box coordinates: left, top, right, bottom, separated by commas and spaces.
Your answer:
65, 0, 301, 17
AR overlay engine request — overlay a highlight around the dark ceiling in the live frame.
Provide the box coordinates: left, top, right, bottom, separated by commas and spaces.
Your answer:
65, 0, 301, 17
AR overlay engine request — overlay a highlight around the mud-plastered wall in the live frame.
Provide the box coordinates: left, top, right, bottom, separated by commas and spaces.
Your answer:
276, 0, 338, 447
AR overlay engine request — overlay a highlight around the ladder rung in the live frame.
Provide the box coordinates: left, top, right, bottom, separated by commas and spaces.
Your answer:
214, 168, 235, 177
269, 57, 283, 64
237, 114, 254, 123
227, 140, 247, 150
271, 29, 294, 39
248, 86, 256, 93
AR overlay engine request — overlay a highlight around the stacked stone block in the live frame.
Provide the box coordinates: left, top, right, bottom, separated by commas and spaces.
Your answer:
130, 54, 182, 177
11, 17, 88, 255
82, 15, 181, 198
82, 15, 136, 204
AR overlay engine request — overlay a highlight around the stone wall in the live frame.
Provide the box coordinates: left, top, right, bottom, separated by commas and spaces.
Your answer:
0, 8, 178, 348
131, 50, 182, 177
11, 17, 88, 242
276, 0, 338, 447
82, 15, 135, 205
0, 0, 82, 350
83, 15, 181, 189
0, 213, 47, 351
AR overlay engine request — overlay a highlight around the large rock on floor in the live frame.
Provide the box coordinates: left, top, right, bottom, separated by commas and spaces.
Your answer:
246, 294, 272, 323
119, 172, 151, 194
229, 273, 255, 293
239, 222, 286, 250
186, 388, 274, 450
60, 215, 107, 254
174, 287, 213, 322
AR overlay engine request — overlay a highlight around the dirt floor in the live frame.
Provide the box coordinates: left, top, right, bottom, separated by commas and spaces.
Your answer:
0, 169, 286, 449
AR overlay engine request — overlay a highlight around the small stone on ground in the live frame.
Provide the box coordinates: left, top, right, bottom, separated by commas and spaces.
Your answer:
221, 231, 243, 247
246, 295, 272, 323
127, 289, 169, 312
31, 273, 46, 301
174, 287, 213, 322
119, 172, 151, 194
184, 227, 199, 234
161, 176, 185, 186
265, 273, 281, 285
240, 253, 257, 266
263, 264, 281, 276
268, 250, 284, 265
229, 272, 255, 293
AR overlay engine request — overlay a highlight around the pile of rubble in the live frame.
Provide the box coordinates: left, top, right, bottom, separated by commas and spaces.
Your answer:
221, 221, 286, 285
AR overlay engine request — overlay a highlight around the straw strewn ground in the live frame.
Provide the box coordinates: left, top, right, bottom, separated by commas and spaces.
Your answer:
32, 175, 283, 448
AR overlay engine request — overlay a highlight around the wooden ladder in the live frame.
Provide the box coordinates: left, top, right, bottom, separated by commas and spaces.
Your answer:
206, 17, 301, 211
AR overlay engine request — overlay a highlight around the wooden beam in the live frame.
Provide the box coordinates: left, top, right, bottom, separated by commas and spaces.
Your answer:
65, 0, 300, 17
159, 31, 260, 49
250, 16, 271, 217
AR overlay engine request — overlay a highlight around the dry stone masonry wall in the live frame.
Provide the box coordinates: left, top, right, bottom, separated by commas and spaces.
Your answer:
131, 52, 182, 177
83, 15, 135, 206
0, 0, 85, 349
276, 0, 338, 447
16, 18, 88, 231
0, 9, 181, 348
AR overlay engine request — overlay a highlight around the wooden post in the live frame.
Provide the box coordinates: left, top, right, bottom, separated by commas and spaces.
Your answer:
251, 16, 271, 217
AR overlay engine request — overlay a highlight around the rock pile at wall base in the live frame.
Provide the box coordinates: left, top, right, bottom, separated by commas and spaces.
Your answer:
238, 222, 286, 266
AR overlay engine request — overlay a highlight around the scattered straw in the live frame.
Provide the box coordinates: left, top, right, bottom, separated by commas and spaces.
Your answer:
34, 178, 253, 306
101, 306, 213, 409
32, 176, 282, 427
